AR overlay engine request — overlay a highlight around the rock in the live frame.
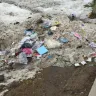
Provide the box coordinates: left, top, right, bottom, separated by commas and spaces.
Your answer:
0, 75, 4, 82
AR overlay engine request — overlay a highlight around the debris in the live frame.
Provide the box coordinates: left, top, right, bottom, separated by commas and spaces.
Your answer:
48, 31, 53, 35
32, 41, 44, 50
24, 29, 33, 36
21, 43, 32, 48
19, 36, 31, 47
81, 61, 86, 65
59, 37, 68, 43
90, 52, 96, 57
30, 32, 38, 39
0, 74, 4, 82
37, 54, 42, 59
74, 63, 80, 67
48, 55, 53, 59
52, 21, 60, 26
86, 58, 92, 62
45, 38, 61, 48
89, 42, 96, 48
0, 51, 6, 56
36, 46, 48, 55
73, 32, 81, 40
22, 48, 33, 55
19, 52, 28, 64
50, 26, 57, 31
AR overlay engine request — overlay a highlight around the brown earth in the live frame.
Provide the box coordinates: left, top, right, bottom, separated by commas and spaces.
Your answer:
4, 66, 96, 96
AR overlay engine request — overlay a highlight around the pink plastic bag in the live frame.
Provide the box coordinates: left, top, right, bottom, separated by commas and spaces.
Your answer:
22, 48, 33, 55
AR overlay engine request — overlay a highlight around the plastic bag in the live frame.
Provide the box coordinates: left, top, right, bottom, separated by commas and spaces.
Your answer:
19, 52, 28, 64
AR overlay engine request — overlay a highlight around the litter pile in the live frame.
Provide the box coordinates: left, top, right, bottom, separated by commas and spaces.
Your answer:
0, 14, 96, 95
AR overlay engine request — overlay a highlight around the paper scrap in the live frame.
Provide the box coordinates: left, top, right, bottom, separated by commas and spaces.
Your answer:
86, 58, 92, 62
81, 61, 86, 65
74, 63, 80, 67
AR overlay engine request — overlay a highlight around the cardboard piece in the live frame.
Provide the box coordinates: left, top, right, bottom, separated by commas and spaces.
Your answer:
36, 46, 48, 55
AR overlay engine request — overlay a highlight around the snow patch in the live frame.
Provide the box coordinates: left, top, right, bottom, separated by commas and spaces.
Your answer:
0, 3, 32, 24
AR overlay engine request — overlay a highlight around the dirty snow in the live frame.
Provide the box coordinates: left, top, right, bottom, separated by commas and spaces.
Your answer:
0, 0, 95, 95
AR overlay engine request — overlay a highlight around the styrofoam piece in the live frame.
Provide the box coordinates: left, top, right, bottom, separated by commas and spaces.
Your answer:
81, 61, 86, 65
86, 58, 92, 62
74, 63, 80, 67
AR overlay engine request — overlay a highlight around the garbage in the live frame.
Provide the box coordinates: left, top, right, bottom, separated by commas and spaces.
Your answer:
74, 63, 80, 67
0, 51, 6, 56
21, 43, 32, 48
19, 36, 31, 47
90, 52, 96, 57
48, 31, 53, 35
81, 61, 86, 65
36, 54, 42, 59
86, 58, 92, 62
50, 26, 57, 31
19, 52, 28, 64
32, 41, 44, 50
36, 46, 48, 55
30, 32, 38, 39
45, 38, 61, 48
22, 48, 33, 55
48, 55, 53, 59
24, 29, 33, 36
59, 37, 68, 43
89, 42, 96, 48
73, 32, 81, 40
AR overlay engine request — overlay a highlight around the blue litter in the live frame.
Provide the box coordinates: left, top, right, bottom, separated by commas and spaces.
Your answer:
24, 29, 34, 36
36, 46, 48, 55
59, 37, 68, 43
48, 55, 52, 59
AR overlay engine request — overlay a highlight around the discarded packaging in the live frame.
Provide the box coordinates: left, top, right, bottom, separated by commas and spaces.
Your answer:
81, 61, 86, 65
59, 37, 68, 43
37, 54, 42, 59
19, 36, 31, 47
50, 26, 57, 31
74, 63, 80, 67
73, 32, 81, 40
19, 52, 28, 64
89, 42, 96, 48
32, 41, 44, 50
86, 58, 92, 62
24, 29, 33, 36
30, 32, 38, 39
21, 43, 32, 48
36, 46, 48, 55
22, 48, 33, 55
0, 51, 6, 56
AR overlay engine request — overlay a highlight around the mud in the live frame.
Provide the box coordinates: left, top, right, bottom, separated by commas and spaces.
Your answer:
4, 66, 96, 96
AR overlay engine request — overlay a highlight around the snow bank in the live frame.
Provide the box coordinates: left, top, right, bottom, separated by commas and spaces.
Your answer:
36, 0, 93, 18
0, 3, 31, 24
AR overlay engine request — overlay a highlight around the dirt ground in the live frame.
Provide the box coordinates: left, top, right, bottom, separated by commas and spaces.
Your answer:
4, 65, 96, 96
